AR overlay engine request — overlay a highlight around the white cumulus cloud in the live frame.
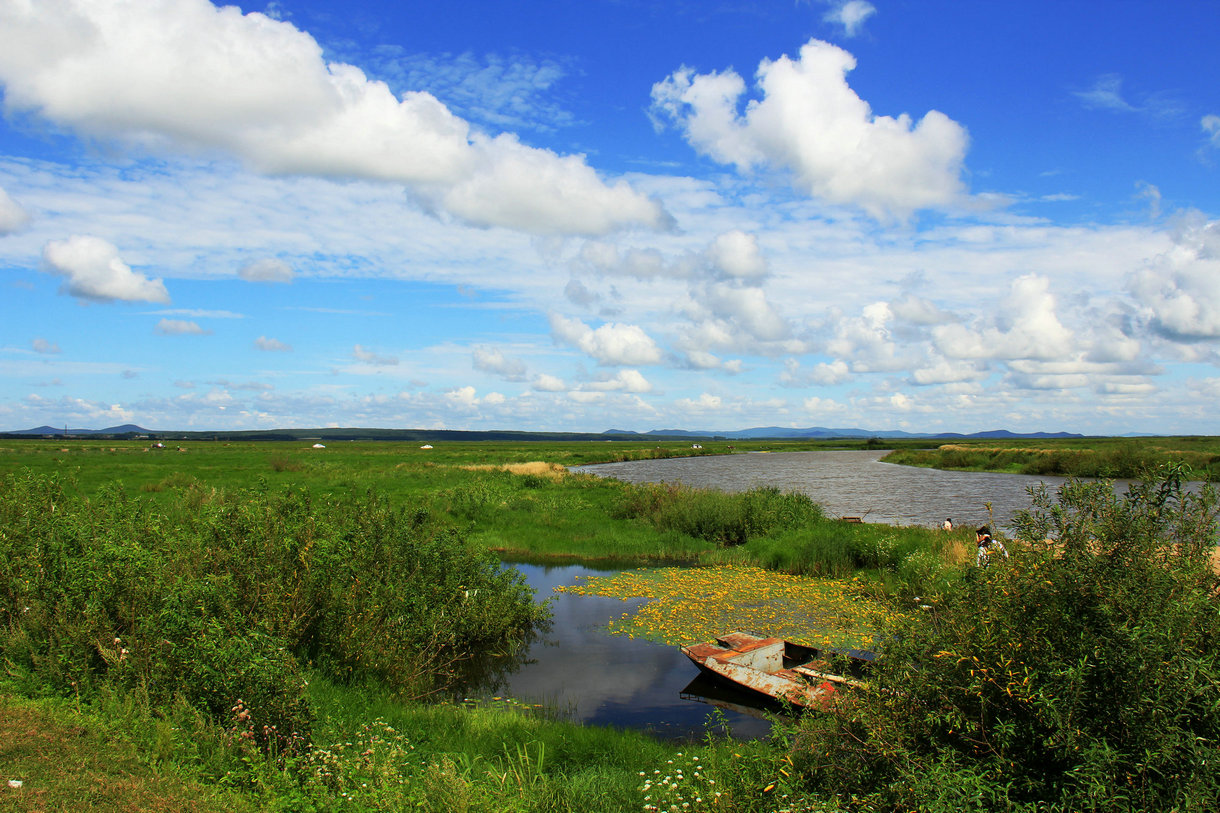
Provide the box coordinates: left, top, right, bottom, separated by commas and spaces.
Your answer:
704, 283, 789, 342
674, 393, 723, 412
1129, 215, 1220, 339
0, 0, 667, 237
706, 230, 768, 280
532, 373, 567, 392
933, 275, 1074, 361
585, 369, 653, 393
41, 235, 170, 303
549, 314, 664, 366
651, 39, 969, 219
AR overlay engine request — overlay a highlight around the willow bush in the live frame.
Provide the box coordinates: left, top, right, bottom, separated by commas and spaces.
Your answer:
790, 466, 1220, 811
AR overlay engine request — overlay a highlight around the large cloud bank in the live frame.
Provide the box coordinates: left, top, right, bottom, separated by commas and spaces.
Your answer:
0, 0, 667, 236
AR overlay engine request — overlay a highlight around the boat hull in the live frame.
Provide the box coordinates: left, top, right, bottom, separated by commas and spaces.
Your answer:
681, 631, 871, 708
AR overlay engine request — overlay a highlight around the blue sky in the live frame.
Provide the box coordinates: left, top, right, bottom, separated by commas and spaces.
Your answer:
1, 0, 1218, 434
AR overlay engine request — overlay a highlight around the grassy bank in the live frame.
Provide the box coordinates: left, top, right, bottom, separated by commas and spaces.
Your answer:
2, 676, 802, 813
882, 436, 1220, 479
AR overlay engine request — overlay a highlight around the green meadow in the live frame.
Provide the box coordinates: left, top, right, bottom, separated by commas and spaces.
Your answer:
2, 438, 1217, 812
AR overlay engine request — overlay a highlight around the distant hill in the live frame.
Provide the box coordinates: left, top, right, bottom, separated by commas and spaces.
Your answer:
6, 424, 152, 436
5, 424, 1084, 442
609, 426, 1085, 440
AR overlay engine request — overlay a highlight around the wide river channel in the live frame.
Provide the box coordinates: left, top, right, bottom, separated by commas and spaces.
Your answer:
472, 451, 1078, 741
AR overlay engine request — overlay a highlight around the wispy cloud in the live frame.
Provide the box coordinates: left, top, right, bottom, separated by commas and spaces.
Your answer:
1203, 115, 1220, 150
239, 258, 295, 283
255, 336, 292, 352
363, 47, 578, 134
352, 344, 398, 366
1074, 74, 1185, 120
0, 184, 29, 234
822, 1, 876, 38
155, 318, 210, 336
148, 308, 246, 319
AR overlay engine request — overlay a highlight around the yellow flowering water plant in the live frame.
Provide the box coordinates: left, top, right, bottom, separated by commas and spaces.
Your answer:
556, 566, 907, 650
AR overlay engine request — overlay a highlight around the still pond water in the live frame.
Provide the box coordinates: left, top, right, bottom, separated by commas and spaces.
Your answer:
472, 451, 1075, 740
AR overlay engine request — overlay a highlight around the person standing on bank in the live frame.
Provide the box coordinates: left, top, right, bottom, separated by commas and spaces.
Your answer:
975, 525, 1008, 568
943, 517, 953, 531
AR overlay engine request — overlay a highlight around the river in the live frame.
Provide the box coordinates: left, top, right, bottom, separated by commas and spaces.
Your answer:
471, 450, 1086, 740
572, 449, 1075, 530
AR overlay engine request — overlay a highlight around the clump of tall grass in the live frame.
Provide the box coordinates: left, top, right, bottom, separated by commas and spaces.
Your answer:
702, 514, 971, 602
612, 484, 825, 547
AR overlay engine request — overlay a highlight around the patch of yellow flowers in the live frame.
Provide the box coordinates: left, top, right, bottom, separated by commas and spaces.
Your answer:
556, 565, 906, 650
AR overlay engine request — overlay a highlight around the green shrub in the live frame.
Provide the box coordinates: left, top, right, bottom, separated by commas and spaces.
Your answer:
792, 466, 1220, 811
0, 474, 548, 752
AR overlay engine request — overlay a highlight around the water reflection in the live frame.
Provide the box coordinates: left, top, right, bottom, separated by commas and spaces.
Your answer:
458, 561, 776, 741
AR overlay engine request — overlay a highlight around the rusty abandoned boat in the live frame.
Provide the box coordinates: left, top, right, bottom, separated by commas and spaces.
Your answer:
681, 631, 875, 708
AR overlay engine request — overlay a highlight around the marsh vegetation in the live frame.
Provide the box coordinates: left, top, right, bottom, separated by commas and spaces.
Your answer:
883, 436, 1220, 479
1, 438, 1217, 811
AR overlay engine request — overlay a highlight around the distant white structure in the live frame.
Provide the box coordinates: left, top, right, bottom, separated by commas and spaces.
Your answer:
692, 444, 702, 449
420, 444, 433, 449
312, 443, 326, 448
